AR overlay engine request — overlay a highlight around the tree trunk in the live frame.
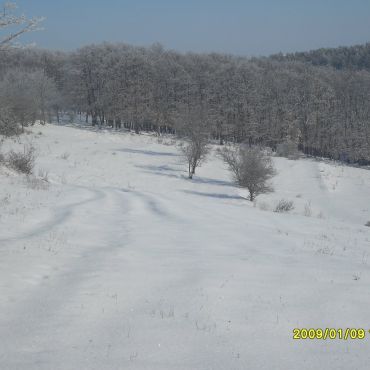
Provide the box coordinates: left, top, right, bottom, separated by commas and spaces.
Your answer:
92, 112, 98, 126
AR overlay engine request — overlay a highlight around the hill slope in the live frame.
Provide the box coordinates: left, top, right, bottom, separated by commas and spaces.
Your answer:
1, 124, 370, 369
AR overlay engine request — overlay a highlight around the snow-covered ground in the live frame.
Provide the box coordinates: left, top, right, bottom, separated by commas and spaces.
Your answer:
1, 124, 370, 370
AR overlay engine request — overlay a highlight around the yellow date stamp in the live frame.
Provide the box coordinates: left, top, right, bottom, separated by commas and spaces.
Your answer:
293, 328, 368, 340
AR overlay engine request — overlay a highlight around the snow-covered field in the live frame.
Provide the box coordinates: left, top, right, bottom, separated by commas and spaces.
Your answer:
1, 124, 370, 370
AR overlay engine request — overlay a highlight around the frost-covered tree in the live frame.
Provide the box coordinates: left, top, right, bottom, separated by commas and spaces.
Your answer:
180, 134, 209, 179
220, 145, 276, 201
31, 70, 60, 124
0, 106, 19, 136
0, 40, 370, 164
0, 1, 44, 49
178, 106, 210, 179
0, 2, 45, 134
0, 69, 38, 132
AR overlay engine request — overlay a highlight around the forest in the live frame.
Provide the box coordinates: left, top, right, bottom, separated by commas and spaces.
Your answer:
1, 42, 370, 164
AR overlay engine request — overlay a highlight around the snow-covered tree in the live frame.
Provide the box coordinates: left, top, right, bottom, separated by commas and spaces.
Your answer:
220, 145, 276, 201
0, 1, 44, 50
178, 106, 210, 179
0, 69, 38, 132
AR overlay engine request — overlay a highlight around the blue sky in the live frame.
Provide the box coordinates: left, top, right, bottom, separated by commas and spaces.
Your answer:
14, 0, 370, 56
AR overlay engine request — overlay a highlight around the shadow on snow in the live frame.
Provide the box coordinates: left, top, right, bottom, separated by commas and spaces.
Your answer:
115, 148, 179, 157
181, 189, 243, 200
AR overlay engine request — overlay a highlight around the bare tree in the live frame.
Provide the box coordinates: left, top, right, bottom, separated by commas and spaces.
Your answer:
31, 70, 60, 124
0, 2, 44, 50
180, 134, 209, 179
178, 105, 210, 179
220, 145, 276, 201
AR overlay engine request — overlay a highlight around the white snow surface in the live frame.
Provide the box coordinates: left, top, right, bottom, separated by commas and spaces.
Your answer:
1, 124, 370, 370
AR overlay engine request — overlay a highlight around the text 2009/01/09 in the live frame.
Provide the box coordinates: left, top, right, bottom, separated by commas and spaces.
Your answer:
293, 328, 369, 340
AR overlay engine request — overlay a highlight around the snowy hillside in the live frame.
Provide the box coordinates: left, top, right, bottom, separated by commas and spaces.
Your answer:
1, 124, 370, 370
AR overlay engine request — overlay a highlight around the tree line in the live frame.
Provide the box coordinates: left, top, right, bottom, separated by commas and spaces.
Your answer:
269, 43, 370, 71
1, 42, 370, 164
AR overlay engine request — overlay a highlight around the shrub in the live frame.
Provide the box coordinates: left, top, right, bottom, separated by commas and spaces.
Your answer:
38, 168, 49, 182
7, 145, 35, 174
60, 152, 70, 160
274, 199, 295, 213
365, 221, 370, 227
